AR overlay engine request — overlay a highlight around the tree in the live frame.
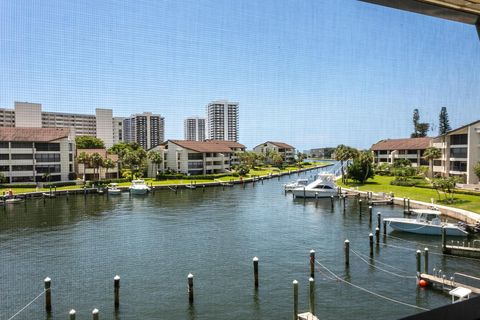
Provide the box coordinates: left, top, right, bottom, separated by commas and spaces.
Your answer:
416, 123, 430, 137
411, 109, 430, 138
423, 147, 442, 178
148, 150, 163, 176
236, 164, 250, 176
438, 107, 451, 135
334, 145, 358, 183
270, 151, 284, 168
102, 157, 116, 179
474, 161, 480, 182
347, 151, 374, 184
432, 177, 458, 202
90, 152, 104, 181
122, 148, 147, 178
75, 136, 105, 149
77, 151, 92, 181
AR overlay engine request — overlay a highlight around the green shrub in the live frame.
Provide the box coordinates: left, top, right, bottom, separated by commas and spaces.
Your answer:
390, 179, 418, 187
44, 181, 77, 188
0, 183, 37, 188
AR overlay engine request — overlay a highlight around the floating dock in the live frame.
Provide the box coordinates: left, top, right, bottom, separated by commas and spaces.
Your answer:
419, 273, 480, 294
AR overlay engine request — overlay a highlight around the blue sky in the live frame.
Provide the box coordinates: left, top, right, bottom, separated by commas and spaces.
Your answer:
1, 0, 479, 150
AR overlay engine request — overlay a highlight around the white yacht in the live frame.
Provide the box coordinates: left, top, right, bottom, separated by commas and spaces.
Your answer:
291, 173, 337, 198
108, 183, 122, 195
283, 178, 309, 191
384, 211, 468, 236
129, 180, 151, 195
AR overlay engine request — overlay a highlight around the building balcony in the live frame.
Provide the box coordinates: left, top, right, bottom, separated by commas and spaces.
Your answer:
432, 142, 446, 149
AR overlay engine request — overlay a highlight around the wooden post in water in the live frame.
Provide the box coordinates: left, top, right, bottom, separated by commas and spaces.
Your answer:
416, 250, 421, 274
369, 233, 374, 257
92, 308, 99, 320
424, 248, 429, 274
359, 199, 362, 214
342, 195, 346, 208
344, 240, 350, 267
293, 280, 298, 320
368, 206, 372, 220
69, 309, 76, 320
375, 227, 380, 244
407, 198, 410, 213
253, 257, 259, 289
188, 273, 194, 303
44, 277, 52, 313
330, 196, 334, 209
383, 220, 387, 236
377, 212, 381, 230
114, 275, 120, 309
309, 250, 315, 278
309, 277, 315, 315
442, 227, 447, 253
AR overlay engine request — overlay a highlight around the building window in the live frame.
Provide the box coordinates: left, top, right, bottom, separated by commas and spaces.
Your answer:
450, 161, 467, 172
0, 165, 9, 171
407, 150, 418, 155
12, 176, 34, 182
188, 153, 203, 160
0, 154, 9, 160
450, 147, 467, 159
35, 164, 61, 173
35, 153, 61, 162
0, 142, 8, 148
433, 160, 442, 166
11, 154, 33, 160
11, 142, 32, 148
35, 143, 60, 151
450, 134, 467, 145
12, 165, 33, 171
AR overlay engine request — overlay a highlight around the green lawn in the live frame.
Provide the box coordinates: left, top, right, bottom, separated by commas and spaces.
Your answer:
337, 176, 480, 214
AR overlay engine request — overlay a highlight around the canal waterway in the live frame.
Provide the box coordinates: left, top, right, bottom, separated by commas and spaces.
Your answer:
1, 168, 479, 319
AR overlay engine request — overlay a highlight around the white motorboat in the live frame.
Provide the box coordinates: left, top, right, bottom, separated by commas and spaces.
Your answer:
129, 180, 151, 195
283, 178, 309, 191
384, 211, 468, 236
108, 183, 122, 195
291, 173, 337, 198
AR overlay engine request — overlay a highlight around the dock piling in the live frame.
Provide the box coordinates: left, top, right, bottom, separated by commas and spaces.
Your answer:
375, 227, 380, 244
309, 250, 315, 278
344, 240, 350, 267
383, 221, 387, 236
69, 309, 76, 320
92, 308, 99, 320
309, 277, 315, 316
407, 198, 410, 213
253, 257, 259, 289
424, 248, 429, 274
368, 206, 372, 220
359, 199, 362, 214
188, 273, 194, 303
416, 250, 421, 275
377, 212, 381, 230
114, 275, 120, 309
442, 227, 447, 253
369, 233, 374, 256
330, 196, 334, 210
293, 280, 299, 320
44, 277, 52, 313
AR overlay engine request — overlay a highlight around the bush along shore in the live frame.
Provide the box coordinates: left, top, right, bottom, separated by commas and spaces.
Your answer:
0, 163, 330, 198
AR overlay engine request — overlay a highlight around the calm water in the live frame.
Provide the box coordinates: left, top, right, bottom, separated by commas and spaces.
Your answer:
1, 169, 479, 320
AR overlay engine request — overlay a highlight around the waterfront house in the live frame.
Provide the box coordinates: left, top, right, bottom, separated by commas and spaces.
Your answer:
76, 148, 120, 180
371, 137, 432, 167
147, 140, 246, 176
253, 141, 296, 163
0, 127, 75, 183
432, 120, 480, 184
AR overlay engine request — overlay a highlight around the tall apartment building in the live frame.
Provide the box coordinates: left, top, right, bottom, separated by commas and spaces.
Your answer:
0, 102, 124, 148
123, 112, 165, 150
184, 117, 205, 141
206, 100, 239, 142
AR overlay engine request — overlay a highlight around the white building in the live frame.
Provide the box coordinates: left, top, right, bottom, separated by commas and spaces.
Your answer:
371, 137, 432, 167
0, 127, 75, 183
184, 117, 205, 141
206, 100, 239, 142
253, 141, 296, 163
123, 112, 165, 150
432, 120, 480, 184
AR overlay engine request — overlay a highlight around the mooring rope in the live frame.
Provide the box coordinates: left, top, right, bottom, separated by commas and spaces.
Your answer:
313, 259, 429, 311
7, 289, 46, 320
351, 249, 409, 273
350, 249, 416, 279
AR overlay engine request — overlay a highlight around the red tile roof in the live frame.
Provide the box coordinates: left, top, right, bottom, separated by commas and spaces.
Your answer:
167, 140, 239, 153
0, 127, 70, 142
204, 140, 246, 149
371, 137, 432, 151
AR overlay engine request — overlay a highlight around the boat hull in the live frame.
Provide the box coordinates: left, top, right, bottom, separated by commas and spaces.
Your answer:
385, 219, 467, 236
130, 188, 149, 195
108, 189, 122, 195
292, 188, 337, 198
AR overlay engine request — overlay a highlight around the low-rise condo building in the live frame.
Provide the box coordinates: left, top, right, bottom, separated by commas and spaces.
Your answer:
432, 120, 480, 184
0, 127, 75, 183
371, 137, 432, 167
76, 148, 120, 180
253, 141, 296, 163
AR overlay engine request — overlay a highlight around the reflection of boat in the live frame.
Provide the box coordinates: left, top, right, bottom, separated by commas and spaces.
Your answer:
292, 173, 337, 198
108, 183, 122, 195
129, 180, 151, 195
185, 184, 196, 189
42, 192, 56, 198
283, 179, 309, 192
384, 211, 468, 236
5, 197, 24, 204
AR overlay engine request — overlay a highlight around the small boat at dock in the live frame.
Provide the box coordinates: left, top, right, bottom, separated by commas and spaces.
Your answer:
291, 173, 337, 198
384, 211, 468, 236
283, 178, 309, 192
107, 183, 122, 195
129, 180, 151, 195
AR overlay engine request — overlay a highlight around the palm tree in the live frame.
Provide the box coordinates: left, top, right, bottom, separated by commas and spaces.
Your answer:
147, 150, 163, 177
90, 152, 104, 181
102, 157, 116, 180
423, 147, 442, 178
335, 145, 358, 183
77, 152, 91, 181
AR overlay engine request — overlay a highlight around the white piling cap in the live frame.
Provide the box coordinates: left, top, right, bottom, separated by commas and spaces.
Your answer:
309, 277, 315, 282
416, 250, 421, 254
345, 239, 350, 243
369, 206, 372, 208
375, 227, 379, 231
369, 233, 373, 236
253, 256, 259, 262
293, 280, 298, 284
69, 309, 76, 315
114, 275, 120, 280
310, 249, 315, 254
188, 273, 194, 278
377, 212, 381, 215
44, 277, 51, 282
424, 247, 429, 251
92, 309, 99, 314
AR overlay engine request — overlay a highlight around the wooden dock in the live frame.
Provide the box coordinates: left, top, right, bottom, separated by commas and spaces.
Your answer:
443, 244, 480, 259
419, 273, 480, 294
368, 199, 394, 206
297, 312, 319, 320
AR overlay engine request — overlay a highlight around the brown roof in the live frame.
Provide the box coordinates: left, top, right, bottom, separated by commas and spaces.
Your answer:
0, 127, 70, 142
77, 148, 118, 161
255, 141, 295, 149
204, 140, 245, 149
168, 140, 236, 153
371, 137, 432, 151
